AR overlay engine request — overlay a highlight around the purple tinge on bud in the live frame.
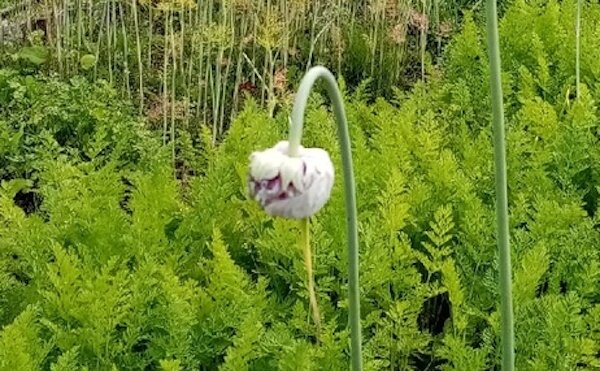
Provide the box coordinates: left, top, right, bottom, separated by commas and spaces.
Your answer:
248, 141, 334, 219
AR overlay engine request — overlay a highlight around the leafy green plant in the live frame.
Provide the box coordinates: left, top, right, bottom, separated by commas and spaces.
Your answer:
0, 68, 156, 184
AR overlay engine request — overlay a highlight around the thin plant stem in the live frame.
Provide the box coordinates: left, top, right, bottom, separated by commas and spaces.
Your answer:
219, 4, 234, 135
87, 0, 93, 43
283, 0, 289, 69
203, 60, 210, 127
208, 61, 215, 143
170, 13, 176, 178
250, 7, 257, 87
576, 0, 581, 97
118, 1, 132, 101
420, 0, 429, 82
64, 0, 70, 76
231, 16, 248, 120
220, 43, 233, 133
484, 0, 515, 370
196, 41, 205, 119
300, 218, 321, 337
260, 41, 268, 105
162, 10, 170, 145
185, 8, 194, 128
306, 21, 333, 74
131, 0, 144, 114
77, 0, 82, 63
306, 1, 318, 72
106, 1, 113, 84
369, 6, 377, 81
26, 0, 32, 33
94, 2, 107, 82
214, 45, 223, 136
266, 45, 275, 117
288, 66, 362, 371
112, 0, 117, 82
196, 1, 206, 119
147, 5, 153, 69
52, 0, 63, 76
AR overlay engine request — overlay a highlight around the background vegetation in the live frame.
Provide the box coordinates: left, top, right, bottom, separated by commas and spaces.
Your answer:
1, 0, 600, 370
1, 0, 471, 143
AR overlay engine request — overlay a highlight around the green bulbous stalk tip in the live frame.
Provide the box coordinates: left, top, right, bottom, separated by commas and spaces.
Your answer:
288, 66, 363, 371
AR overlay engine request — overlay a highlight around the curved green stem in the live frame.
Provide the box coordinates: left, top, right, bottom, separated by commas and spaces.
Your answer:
484, 1, 515, 370
288, 66, 362, 371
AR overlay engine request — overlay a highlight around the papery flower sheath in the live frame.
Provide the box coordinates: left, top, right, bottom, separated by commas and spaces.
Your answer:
248, 140, 334, 219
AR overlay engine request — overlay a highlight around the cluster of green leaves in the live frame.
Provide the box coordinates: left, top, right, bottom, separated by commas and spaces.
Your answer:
1, 0, 600, 369
0, 69, 156, 183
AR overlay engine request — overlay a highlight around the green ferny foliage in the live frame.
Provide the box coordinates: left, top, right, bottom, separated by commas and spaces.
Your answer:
0, 0, 600, 369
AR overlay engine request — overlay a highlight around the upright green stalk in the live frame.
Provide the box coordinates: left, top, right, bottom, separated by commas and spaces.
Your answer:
576, 0, 581, 97
52, 0, 63, 76
63, 0, 70, 75
185, 8, 194, 128
231, 16, 248, 120
25, 0, 32, 34
147, 5, 153, 70
118, 1, 132, 100
77, 0, 82, 63
484, 0, 515, 370
170, 14, 176, 178
131, 0, 144, 114
94, 2, 108, 81
162, 10, 170, 145
288, 66, 362, 371
105, 1, 113, 84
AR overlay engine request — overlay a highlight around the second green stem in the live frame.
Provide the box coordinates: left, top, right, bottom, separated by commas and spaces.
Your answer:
301, 218, 322, 337
484, 0, 515, 369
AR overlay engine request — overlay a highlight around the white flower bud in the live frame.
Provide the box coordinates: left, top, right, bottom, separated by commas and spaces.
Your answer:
248, 141, 334, 219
